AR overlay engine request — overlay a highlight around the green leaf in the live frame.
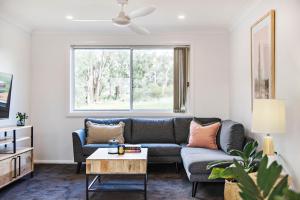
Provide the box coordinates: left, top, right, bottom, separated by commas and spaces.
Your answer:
206, 160, 233, 170
269, 175, 288, 200
231, 154, 300, 200
274, 188, 300, 200
243, 141, 258, 158
230, 149, 247, 160
208, 167, 235, 180
257, 156, 283, 198
208, 168, 224, 179
254, 151, 263, 160
222, 167, 236, 179
248, 145, 258, 158
239, 191, 258, 200
282, 188, 300, 200
245, 166, 254, 173
231, 160, 262, 199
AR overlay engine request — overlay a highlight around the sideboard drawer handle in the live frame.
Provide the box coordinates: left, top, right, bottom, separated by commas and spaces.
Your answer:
11, 158, 17, 178
17, 156, 21, 176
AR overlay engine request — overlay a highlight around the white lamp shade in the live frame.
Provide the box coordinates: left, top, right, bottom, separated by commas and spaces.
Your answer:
252, 99, 286, 134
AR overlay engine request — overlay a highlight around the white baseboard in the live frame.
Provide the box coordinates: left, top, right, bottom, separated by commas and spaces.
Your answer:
34, 160, 76, 164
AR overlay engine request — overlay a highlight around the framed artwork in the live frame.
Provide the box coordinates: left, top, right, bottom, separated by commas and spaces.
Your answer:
251, 10, 275, 108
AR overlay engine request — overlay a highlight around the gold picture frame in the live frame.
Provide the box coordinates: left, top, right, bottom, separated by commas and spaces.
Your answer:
251, 10, 275, 109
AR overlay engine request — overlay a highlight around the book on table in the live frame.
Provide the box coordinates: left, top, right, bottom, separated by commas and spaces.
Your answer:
124, 144, 142, 153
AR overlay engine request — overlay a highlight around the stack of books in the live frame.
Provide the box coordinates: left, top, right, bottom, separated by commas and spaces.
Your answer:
125, 144, 142, 153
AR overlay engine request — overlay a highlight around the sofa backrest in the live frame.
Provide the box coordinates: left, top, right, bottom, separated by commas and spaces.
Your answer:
84, 118, 132, 143
173, 117, 192, 144
83, 118, 245, 151
173, 117, 221, 144
131, 118, 175, 144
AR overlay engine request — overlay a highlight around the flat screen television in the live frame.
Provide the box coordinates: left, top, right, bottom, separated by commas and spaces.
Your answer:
0, 72, 13, 119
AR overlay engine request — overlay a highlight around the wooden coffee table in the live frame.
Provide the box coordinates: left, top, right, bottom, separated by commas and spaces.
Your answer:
85, 148, 148, 200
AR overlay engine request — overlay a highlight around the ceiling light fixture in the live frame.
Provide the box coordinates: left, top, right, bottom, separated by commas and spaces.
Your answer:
66, 15, 74, 20
177, 15, 185, 20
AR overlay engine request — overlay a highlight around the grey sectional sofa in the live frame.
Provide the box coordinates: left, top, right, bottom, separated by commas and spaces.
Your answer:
72, 117, 245, 197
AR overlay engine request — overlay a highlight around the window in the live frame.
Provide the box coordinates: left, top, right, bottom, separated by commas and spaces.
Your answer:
132, 49, 174, 110
71, 46, 177, 112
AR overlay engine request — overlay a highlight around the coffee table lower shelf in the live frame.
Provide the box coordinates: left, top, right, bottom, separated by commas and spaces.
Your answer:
86, 174, 147, 200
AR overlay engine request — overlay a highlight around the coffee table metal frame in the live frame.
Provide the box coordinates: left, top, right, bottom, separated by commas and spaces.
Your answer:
86, 173, 147, 200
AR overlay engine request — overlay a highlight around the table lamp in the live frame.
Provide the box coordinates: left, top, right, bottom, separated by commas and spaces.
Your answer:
252, 99, 286, 155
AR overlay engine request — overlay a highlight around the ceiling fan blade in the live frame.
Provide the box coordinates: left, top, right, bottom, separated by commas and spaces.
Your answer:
128, 6, 156, 19
71, 19, 112, 22
128, 23, 150, 35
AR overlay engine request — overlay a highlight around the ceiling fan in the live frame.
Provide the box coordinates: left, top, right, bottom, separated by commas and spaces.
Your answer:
71, 0, 156, 35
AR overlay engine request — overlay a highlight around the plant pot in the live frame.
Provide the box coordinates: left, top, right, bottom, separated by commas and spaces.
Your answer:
17, 120, 25, 126
224, 180, 241, 200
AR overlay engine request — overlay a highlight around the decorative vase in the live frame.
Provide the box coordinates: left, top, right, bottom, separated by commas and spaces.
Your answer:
224, 180, 241, 200
108, 138, 119, 154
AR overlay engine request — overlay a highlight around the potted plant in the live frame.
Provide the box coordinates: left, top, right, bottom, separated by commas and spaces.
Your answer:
231, 155, 300, 200
206, 141, 263, 200
16, 112, 29, 126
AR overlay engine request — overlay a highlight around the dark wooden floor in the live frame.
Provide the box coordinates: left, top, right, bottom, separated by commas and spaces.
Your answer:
0, 164, 224, 200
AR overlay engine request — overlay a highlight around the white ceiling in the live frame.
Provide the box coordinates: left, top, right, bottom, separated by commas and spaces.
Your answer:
0, 0, 259, 33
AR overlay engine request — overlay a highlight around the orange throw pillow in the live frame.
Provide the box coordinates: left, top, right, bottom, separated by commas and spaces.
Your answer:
187, 121, 220, 149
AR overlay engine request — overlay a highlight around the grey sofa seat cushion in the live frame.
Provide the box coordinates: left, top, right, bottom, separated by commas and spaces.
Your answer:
181, 147, 237, 174
219, 120, 245, 153
132, 118, 175, 143
173, 117, 221, 144
85, 118, 132, 143
141, 143, 181, 157
82, 144, 111, 155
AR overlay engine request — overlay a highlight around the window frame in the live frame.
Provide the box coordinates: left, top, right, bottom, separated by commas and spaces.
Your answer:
68, 45, 190, 116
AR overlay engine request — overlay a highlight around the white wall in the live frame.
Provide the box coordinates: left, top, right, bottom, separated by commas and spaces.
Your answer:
31, 31, 230, 163
229, 0, 300, 189
0, 18, 31, 126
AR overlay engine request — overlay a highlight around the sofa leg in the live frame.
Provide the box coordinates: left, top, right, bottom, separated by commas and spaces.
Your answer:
192, 182, 198, 197
76, 162, 82, 174
175, 162, 179, 173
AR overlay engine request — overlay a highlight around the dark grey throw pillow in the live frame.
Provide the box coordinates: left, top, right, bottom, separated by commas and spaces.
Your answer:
219, 120, 245, 154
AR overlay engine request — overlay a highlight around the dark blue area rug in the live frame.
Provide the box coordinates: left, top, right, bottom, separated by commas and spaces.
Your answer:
0, 164, 224, 200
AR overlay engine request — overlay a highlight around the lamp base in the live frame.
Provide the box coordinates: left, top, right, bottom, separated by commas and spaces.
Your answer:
263, 134, 275, 156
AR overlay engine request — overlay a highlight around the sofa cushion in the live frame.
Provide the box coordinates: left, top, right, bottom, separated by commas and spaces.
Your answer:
82, 144, 111, 155
85, 118, 132, 143
181, 147, 237, 174
219, 120, 245, 153
86, 121, 125, 144
187, 121, 220, 149
141, 143, 181, 156
174, 117, 221, 144
194, 117, 222, 148
131, 118, 175, 143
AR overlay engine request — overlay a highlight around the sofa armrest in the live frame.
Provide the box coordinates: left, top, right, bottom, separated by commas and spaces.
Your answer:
73, 129, 86, 146
72, 129, 86, 162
